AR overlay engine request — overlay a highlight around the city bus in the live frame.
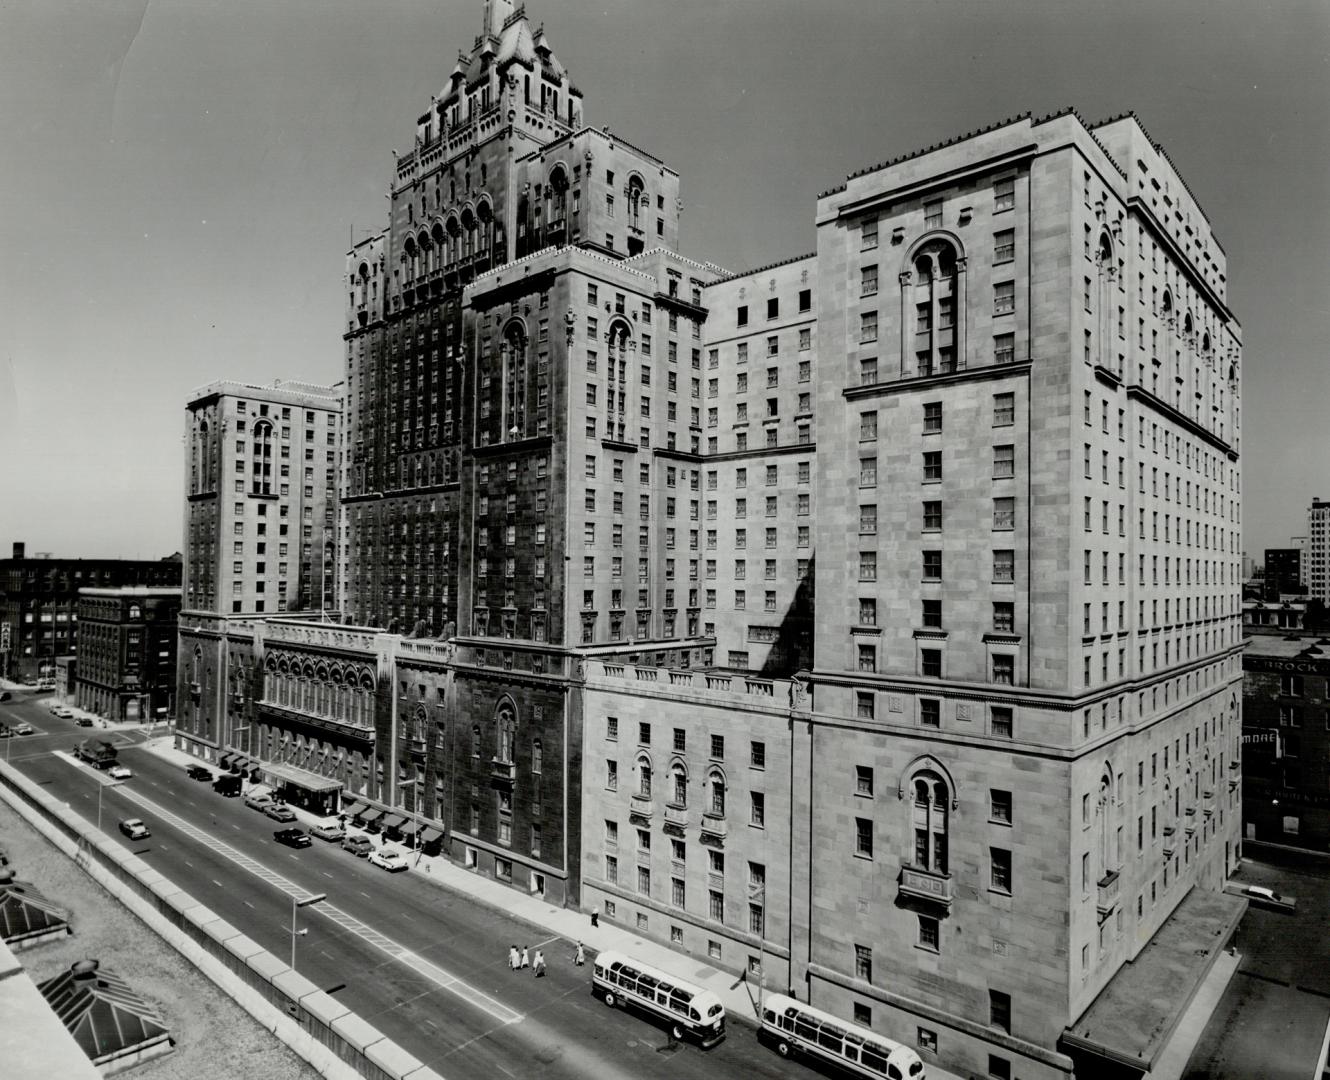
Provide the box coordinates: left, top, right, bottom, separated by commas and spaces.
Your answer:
760, 994, 926, 1079
591, 949, 726, 1046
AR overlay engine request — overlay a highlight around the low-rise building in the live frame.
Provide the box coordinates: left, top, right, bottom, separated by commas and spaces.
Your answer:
1242, 632, 1330, 852
75, 587, 181, 722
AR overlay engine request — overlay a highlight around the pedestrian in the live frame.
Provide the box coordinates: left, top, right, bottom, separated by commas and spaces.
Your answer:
533, 950, 546, 977
590, 905, 599, 928
508, 945, 519, 972
520, 945, 530, 969
574, 941, 585, 966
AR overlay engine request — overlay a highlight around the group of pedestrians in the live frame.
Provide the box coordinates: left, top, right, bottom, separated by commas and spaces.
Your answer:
508, 941, 585, 976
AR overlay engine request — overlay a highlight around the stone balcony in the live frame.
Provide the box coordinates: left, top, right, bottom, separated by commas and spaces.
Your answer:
898, 865, 953, 909
630, 794, 653, 819
490, 758, 516, 784
664, 804, 689, 829
700, 812, 727, 840
1097, 870, 1120, 920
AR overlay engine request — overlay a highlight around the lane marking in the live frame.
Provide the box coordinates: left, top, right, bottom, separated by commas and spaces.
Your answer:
107, 784, 523, 1025
212, 879, 224, 888
243, 901, 254, 908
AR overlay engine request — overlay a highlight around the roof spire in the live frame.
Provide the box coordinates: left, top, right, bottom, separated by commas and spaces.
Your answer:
483, 0, 515, 37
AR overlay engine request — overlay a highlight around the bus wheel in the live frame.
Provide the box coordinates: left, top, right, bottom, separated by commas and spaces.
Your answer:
671, 1023, 683, 1042
604, 992, 616, 1009
777, 1039, 792, 1058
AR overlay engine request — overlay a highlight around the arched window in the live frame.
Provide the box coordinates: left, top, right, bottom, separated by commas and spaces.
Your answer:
496, 703, 516, 763
911, 772, 949, 873
532, 738, 543, 775
707, 769, 726, 817
501, 322, 527, 441
251, 420, 273, 495
670, 760, 688, 808
471, 724, 481, 758
548, 166, 568, 221
461, 207, 476, 261
637, 753, 652, 798
627, 174, 645, 227
476, 199, 493, 256
909, 239, 960, 376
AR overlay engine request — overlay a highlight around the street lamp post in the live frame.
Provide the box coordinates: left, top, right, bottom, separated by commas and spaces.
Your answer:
402, 777, 422, 865
97, 778, 125, 833
233, 724, 251, 792
290, 892, 326, 971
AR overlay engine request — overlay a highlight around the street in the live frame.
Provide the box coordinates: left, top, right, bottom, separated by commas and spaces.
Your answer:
0, 693, 810, 1080
1181, 850, 1330, 1080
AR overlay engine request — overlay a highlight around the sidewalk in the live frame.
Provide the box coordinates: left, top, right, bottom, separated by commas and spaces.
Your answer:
137, 735, 968, 1075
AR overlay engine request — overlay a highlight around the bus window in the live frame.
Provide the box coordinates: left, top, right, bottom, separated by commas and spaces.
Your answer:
669, 991, 690, 1015
887, 1065, 903, 1080
638, 973, 659, 995
817, 1022, 845, 1054
691, 1007, 701, 1022
843, 1032, 863, 1062
794, 1014, 818, 1041
860, 1043, 888, 1074
763, 1008, 776, 1024
707, 1003, 723, 1018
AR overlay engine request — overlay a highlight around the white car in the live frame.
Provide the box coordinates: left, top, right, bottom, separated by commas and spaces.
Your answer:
1244, 885, 1282, 902
368, 849, 409, 873
107, 765, 132, 780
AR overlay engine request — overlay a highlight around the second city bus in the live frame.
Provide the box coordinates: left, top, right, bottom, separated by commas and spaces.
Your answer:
760, 993, 926, 1079
591, 949, 726, 1047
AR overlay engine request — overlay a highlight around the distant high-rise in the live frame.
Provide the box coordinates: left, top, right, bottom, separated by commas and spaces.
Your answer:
1307, 499, 1330, 603
183, 380, 341, 616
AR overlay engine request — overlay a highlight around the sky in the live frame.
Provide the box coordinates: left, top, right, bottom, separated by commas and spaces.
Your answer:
1, 0, 1327, 561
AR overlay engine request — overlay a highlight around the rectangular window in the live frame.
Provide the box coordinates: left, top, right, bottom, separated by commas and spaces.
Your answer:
750, 792, 765, 828
994, 332, 1015, 365
922, 598, 942, 628
918, 915, 940, 951
861, 265, 879, 297
920, 698, 941, 727
993, 497, 1015, 530
994, 281, 1015, 315
994, 392, 1014, 426
923, 550, 942, 580
994, 176, 1015, 212
855, 817, 873, 857
990, 848, 1012, 894
993, 549, 1014, 582
990, 990, 1012, 1033
855, 944, 872, 981
994, 229, 1015, 263
860, 311, 878, 344
923, 400, 942, 433
991, 789, 1012, 824
924, 200, 942, 229
993, 444, 1015, 478
861, 219, 878, 249
923, 451, 942, 481
856, 766, 874, 796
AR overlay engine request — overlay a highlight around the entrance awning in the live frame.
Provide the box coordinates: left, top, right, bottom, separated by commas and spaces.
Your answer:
399, 820, 421, 837
419, 827, 443, 844
381, 813, 406, 830
263, 762, 343, 794
1062, 887, 1245, 1075
358, 808, 383, 824
341, 798, 365, 817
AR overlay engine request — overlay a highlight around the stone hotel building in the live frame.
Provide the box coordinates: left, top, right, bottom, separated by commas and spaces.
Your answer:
176, 4, 1245, 1077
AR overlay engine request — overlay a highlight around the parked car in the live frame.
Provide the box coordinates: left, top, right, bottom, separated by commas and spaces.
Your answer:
368, 849, 409, 873
311, 822, 345, 842
107, 765, 132, 780
186, 764, 212, 781
13, 723, 34, 736
212, 773, 242, 797
118, 818, 150, 840
273, 828, 312, 849
1245, 885, 1281, 902
75, 717, 93, 727
54, 706, 74, 720
341, 834, 374, 857
264, 803, 297, 823
0, 725, 11, 738
243, 791, 274, 811
0, 690, 10, 702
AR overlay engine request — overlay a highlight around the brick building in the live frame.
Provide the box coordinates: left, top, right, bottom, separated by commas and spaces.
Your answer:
74, 587, 181, 722
1241, 633, 1330, 851
0, 542, 180, 683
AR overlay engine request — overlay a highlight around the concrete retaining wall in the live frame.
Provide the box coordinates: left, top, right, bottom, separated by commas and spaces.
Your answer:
0, 760, 445, 1080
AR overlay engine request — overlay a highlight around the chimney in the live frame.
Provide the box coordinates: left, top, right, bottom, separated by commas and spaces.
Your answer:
71, 959, 100, 981
12, 542, 24, 560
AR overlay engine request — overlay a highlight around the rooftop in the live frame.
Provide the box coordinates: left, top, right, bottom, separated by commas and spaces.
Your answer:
1063, 887, 1244, 1070
1243, 634, 1330, 660
39, 959, 173, 1070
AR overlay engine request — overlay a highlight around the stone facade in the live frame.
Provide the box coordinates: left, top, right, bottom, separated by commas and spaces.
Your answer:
183, 379, 340, 617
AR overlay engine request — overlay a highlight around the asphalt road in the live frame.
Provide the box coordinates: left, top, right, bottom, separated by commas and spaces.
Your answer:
0, 693, 809, 1080
1181, 854, 1330, 1080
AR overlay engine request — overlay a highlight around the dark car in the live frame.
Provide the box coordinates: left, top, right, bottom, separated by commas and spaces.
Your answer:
75, 717, 94, 728
186, 765, 212, 781
273, 828, 312, 848
341, 834, 374, 857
